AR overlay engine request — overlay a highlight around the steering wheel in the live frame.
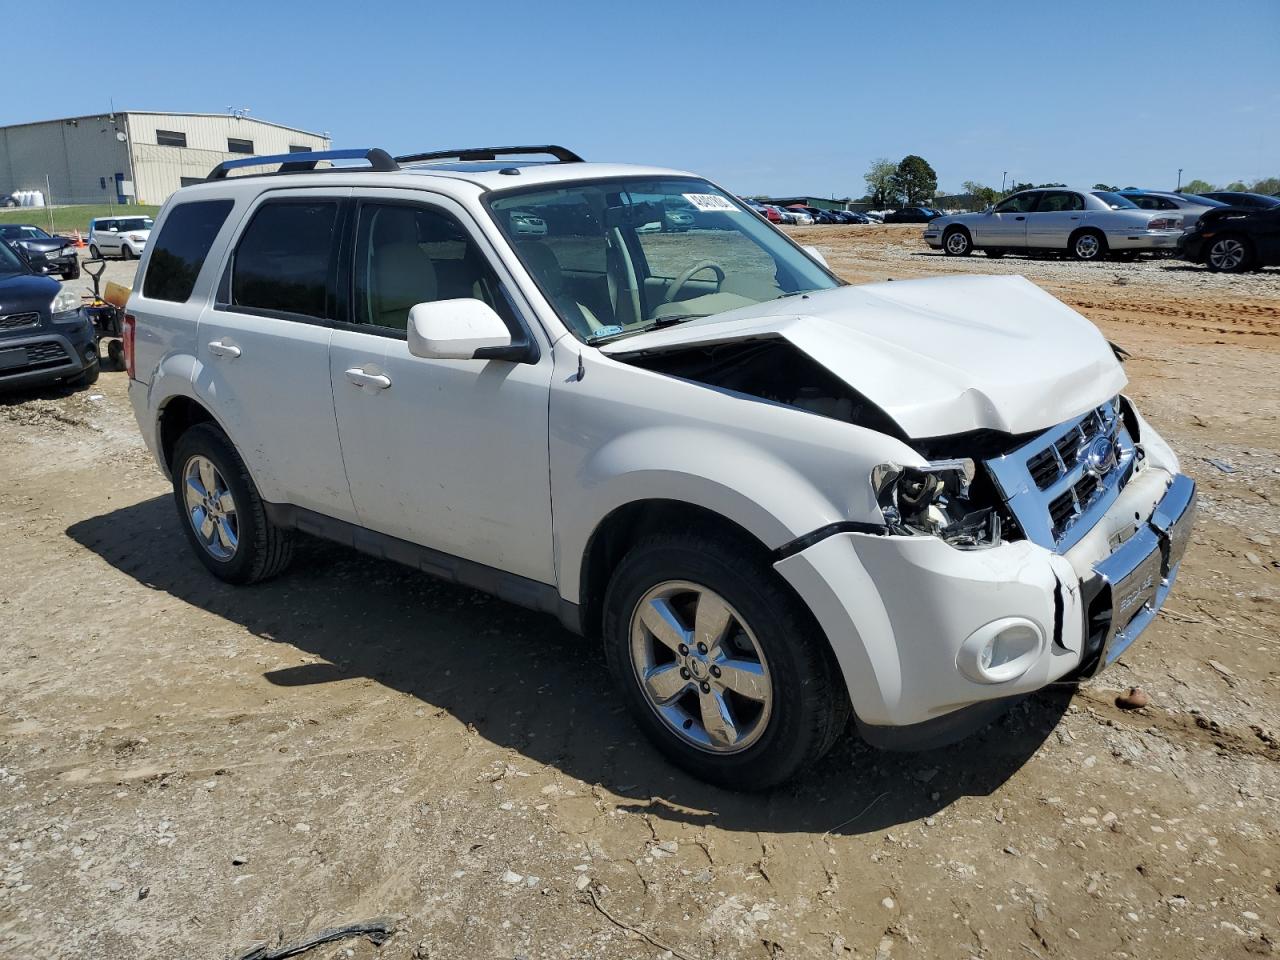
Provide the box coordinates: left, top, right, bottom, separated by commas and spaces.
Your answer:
663, 261, 726, 303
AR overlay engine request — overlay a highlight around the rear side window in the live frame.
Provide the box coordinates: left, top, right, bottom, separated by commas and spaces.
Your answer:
142, 199, 234, 303
230, 200, 339, 320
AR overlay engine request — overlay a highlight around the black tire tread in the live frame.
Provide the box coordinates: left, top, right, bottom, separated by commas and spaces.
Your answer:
172, 423, 293, 584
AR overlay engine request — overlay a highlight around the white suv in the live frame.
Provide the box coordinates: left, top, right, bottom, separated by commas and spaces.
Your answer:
125, 146, 1196, 789
88, 215, 153, 260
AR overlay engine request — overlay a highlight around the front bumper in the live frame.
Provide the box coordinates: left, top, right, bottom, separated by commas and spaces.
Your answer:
0, 322, 97, 389
775, 465, 1196, 739
923, 231, 942, 248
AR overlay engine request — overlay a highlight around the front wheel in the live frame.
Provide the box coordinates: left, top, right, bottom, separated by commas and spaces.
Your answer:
1070, 229, 1107, 261
942, 228, 972, 256
1206, 235, 1253, 273
171, 423, 294, 584
63, 263, 81, 281
121, 246, 134, 261
88, 244, 100, 259
603, 532, 849, 790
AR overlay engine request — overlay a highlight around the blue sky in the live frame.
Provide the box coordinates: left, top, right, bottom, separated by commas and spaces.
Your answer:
7, 0, 1278, 197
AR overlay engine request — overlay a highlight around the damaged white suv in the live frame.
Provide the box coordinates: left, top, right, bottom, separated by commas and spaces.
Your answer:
126, 146, 1196, 789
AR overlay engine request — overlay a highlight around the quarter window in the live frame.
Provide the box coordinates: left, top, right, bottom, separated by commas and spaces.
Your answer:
142, 200, 235, 303
156, 129, 187, 148
230, 200, 339, 320
352, 203, 511, 333
227, 137, 254, 155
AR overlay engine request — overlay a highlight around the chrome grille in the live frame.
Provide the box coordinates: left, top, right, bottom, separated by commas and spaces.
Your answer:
0, 312, 39, 331
986, 397, 1135, 552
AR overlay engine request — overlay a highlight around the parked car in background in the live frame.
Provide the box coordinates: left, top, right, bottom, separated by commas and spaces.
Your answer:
834, 211, 870, 224
863, 211, 885, 223
127, 145, 1194, 789
751, 203, 782, 224
1180, 204, 1280, 272
1200, 191, 1280, 211
925, 188, 1183, 261
885, 207, 939, 223
1116, 189, 1226, 230
1, 193, 18, 208
88, 215, 154, 260
664, 206, 697, 232
0, 224, 79, 280
779, 207, 813, 225
742, 200, 772, 221
0, 240, 99, 391
507, 210, 548, 236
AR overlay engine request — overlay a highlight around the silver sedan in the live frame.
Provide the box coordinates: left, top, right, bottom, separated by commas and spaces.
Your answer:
924, 188, 1184, 261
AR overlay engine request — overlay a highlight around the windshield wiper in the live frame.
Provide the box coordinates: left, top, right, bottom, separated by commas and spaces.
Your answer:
585, 314, 702, 345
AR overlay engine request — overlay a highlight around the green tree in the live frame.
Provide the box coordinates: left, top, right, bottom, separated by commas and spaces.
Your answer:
1036, 182, 1066, 188
864, 158, 899, 207
1181, 178, 1214, 194
1250, 176, 1280, 195
889, 155, 938, 205
1092, 182, 1119, 191
1225, 181, 1249, 192
961, 180, 998, 208
1009, 181, 1036, 194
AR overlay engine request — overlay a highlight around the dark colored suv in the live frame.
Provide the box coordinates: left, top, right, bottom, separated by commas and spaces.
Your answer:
0, 241, 99, 391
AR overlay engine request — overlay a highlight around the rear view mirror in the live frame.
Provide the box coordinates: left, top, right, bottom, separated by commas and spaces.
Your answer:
408, 299, 514, 361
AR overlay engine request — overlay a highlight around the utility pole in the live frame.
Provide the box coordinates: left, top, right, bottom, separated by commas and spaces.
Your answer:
1001, 171, 1008, 193
1176, 168, 1183, 191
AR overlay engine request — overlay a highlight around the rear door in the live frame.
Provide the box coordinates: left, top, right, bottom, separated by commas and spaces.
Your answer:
1026, 190, 1086, 248
195, 189, 357, 521
972, 192, 1035, 247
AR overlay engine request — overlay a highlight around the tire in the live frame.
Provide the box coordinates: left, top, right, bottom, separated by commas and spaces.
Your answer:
985, 248, 1006, 259
63, 263, 80, 281
1069, 229, 1107, 262
67, 359, 100, 387
1205, 234, 1254, 273
121, 246, 134, 261
942, 227, 972, 256
602, 531, 850, 790
107, 339, 124, 369
88, 244, 100, 260
171, 423, 294, 584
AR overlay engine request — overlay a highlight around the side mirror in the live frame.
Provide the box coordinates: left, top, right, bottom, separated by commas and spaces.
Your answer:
109, 226, 119, 232
408, 298, 515, 361
802, 245, 830, 268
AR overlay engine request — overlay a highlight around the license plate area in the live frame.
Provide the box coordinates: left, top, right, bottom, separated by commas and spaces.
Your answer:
0, 347, 29, 370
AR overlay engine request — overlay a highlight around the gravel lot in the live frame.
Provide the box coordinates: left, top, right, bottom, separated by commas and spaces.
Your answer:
2, 232, 1278, 960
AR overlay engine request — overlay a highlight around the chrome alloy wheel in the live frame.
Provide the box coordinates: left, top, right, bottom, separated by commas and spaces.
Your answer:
945, 230, 970, 254
629, 580, 772, 754
1208, 237, 1246, 271
1074, 233, 1102, 259
183, 455, 239, 561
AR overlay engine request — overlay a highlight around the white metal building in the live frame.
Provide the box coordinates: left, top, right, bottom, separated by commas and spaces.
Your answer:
0, 112, 330, 206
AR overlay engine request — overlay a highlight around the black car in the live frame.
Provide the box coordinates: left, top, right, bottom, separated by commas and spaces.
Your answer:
0, 240, 99, 391
1199, 192, 1280, 211
1180, 205, 1280, 272
884, 206, 941, 223
0, 224, 79, 280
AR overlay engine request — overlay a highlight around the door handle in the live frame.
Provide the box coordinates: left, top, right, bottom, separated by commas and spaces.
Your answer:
345, 368, 392, 390
1015, 216, 1025, 221
207, 340, 241, 359
1070, 216, 1080, 220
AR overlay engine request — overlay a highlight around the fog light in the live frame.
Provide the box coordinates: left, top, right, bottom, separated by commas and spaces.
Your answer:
958, 617, 1045, 684
85, 345, 98, 362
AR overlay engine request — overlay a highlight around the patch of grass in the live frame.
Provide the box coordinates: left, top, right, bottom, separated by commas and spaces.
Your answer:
0, 204, 160, 236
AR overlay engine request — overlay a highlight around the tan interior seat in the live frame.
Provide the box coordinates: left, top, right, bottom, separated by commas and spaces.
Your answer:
368, 208, 438, 330
518, 240, 605, 334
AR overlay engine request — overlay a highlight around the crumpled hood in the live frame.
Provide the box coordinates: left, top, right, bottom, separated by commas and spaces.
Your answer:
602, 275, 1127, 438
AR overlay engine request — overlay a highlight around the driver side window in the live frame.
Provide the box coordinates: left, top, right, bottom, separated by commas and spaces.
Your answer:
995, 193, 1038, 214
352, 203, 513, 334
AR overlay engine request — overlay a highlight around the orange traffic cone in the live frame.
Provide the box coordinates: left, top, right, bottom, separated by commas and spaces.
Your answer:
74, 230, 86, 248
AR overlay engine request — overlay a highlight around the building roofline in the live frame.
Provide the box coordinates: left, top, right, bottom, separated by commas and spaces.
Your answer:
0, 111, 328, 139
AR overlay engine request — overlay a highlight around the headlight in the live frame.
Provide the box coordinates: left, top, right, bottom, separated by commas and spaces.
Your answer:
50, 287, 82, 320
870, 459, 1002, 548
129, 234, 146, 242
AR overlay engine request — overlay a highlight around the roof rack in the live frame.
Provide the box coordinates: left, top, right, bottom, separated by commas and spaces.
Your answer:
394, 145, 583, 165
206, 147, 399, 181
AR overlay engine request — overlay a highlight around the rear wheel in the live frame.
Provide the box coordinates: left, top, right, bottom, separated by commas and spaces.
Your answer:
121, 246, 134, 261
88, 244, 100, 259
1206, 235, 1253, 273
171, 423, 294, 584
603, 532, 849, 790
942, 227, 972, 256
1070, 229, 1107, 262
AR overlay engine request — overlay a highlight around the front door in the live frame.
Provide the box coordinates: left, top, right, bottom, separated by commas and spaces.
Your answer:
973, 192, 1036, 247
194, 189, 357, 521
328, 192, 556, 584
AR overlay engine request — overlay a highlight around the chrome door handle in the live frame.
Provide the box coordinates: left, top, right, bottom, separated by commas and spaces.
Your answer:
345, 368, 391, 390
207, 340, 241, 359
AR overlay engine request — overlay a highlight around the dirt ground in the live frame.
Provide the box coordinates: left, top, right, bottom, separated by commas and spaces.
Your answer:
2, 232, 1278, 960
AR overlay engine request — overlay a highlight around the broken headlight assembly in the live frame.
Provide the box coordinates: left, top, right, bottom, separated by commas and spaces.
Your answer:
871, 459, 1002, 548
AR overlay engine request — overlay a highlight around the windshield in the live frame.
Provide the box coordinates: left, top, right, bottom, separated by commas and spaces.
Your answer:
0, 224, 51, 240
117, 218, 154, 232
1092, 191, 1138, 210
486, 177, 839, 343
0, 241, 31, 278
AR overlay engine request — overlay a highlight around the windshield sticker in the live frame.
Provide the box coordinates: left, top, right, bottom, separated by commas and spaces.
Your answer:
682, 193, 739, 213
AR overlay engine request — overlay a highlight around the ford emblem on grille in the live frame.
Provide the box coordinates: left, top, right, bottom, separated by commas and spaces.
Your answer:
1082, 435, 1118, 477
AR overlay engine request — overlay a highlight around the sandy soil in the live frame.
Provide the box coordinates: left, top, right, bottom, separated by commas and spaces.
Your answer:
2, 234, 1278, 960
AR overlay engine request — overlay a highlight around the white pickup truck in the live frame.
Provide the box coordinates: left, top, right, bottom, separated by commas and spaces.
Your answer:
125, 146, 1196, 789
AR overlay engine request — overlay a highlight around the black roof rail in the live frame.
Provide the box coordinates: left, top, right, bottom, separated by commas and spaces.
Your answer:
206, 148, 400, 181
394, 145, 584, 165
